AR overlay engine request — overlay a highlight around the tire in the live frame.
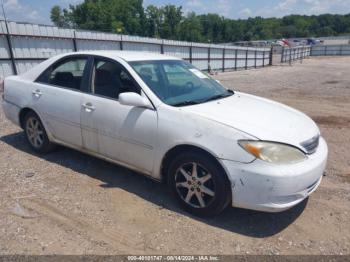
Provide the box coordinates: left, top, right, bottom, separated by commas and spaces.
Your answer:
24, 111, 56, 154
167, 151, 231, 217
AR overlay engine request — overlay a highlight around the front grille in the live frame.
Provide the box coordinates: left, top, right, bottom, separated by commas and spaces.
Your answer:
301, 135, 320, 154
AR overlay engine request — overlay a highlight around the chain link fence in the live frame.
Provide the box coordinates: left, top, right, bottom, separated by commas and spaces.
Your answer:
280, 46, 311, 64
0, 20, 272, 77
311, 45, 350, 56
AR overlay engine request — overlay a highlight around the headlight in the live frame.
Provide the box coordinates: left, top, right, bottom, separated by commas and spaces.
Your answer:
238, 140, 307, 164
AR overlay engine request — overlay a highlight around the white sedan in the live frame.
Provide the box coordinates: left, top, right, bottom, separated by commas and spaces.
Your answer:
2, 51, 328, 216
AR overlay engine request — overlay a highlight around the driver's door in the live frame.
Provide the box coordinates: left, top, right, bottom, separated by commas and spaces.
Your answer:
80, 57, 158, 174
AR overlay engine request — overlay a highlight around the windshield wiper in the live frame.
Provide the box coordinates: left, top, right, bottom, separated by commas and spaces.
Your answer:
171, 90, 234, 107
171, 100, 201, 107
200, 90, 234, 103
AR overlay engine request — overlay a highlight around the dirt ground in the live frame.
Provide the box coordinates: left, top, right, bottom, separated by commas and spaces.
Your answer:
0, 56, 349, 255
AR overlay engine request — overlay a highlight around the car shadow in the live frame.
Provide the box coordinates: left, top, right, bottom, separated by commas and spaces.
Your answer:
1, 131, 308, 238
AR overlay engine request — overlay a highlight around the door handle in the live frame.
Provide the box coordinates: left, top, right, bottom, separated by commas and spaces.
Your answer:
32, 89, 42, 97
82, 102, 95, 112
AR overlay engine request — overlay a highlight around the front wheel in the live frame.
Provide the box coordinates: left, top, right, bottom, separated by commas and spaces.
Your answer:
167, 152, 231, 217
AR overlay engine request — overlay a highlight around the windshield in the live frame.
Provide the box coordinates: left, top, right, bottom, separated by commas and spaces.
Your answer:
129, 60, 233, 106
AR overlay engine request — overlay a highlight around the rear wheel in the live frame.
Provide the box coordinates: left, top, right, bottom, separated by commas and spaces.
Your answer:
24, 111, 56, 153
168, 152, 231, 217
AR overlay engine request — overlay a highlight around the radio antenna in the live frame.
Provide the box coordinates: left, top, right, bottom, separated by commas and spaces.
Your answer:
1, 0, 8, 22
1, 0, 18, 75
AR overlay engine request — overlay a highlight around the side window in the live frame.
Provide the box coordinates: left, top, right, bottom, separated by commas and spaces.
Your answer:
92, 58, 140, 99
37, 57, 87, 90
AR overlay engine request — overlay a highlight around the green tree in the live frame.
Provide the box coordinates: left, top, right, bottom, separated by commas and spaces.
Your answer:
161, 5, 183, 39
199, 14, 225, 42
50, 1, 350, 43
50, 5, 69, 27
145, 5, 162, 38
59, 0, 145, 34
178, 12, 203, 42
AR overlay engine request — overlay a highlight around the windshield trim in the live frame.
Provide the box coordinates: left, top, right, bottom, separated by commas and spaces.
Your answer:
129, 59, 234, 107
171, 91, 234, 107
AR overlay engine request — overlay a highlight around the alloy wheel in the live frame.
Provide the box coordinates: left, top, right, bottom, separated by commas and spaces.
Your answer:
175, 162, 216, 208
26, 117, 45, 148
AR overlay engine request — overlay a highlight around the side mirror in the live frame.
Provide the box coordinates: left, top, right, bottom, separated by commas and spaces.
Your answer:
119, 92, 153, 109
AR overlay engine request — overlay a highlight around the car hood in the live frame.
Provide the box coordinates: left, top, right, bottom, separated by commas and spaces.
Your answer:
181, 92, 319, 151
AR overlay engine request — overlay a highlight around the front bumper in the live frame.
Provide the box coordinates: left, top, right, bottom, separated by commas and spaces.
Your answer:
221, 137, 328, 212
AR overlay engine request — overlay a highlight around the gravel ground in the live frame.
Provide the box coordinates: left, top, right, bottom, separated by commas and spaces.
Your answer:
0, 56, 349, 255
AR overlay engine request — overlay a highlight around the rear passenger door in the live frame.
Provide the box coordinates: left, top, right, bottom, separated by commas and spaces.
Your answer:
34, 56, 89, 148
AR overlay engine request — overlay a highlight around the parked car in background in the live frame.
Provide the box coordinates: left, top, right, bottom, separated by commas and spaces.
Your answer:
275, 39, 291, 47
307, 38, 322, 45
2, 51, 328, 216
291, 39, 302, 46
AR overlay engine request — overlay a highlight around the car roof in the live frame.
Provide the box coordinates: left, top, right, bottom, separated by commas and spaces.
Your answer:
68, 50, 182, 62
16, 50, 182, 82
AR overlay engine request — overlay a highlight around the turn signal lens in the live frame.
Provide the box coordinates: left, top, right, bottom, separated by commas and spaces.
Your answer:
243, 143, 261, 158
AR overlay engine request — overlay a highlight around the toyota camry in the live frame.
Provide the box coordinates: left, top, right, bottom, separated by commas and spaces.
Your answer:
2, 51, 328, 216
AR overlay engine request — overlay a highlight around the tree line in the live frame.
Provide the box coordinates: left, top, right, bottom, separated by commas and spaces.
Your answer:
50, 0, 350, 43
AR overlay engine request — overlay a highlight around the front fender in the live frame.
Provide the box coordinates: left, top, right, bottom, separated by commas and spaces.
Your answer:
152, 106, 256, 178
